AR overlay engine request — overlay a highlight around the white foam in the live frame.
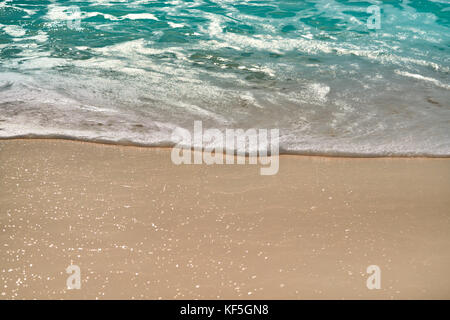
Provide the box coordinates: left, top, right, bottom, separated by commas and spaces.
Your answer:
122, 13, 158, 21
26, 31, 49, 43
168, 22, 185, 28
45, 5, 119, 22
45, 5, 77, 21
85, 12, 120, 21
395, 70, 450, 90
3, 25, 26, 37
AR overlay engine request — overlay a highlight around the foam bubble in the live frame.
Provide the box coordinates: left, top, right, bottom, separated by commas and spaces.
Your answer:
3, 25, 26, 37
122, 13, 158, 20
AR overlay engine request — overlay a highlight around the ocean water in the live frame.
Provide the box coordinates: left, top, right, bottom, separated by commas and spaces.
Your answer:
0, 0, 449, 156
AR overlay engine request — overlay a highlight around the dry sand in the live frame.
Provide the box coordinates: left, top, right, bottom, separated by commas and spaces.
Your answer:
0, 139, 449, 299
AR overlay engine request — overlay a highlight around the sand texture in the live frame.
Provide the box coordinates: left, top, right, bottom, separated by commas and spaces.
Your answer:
0, 139, 449, 299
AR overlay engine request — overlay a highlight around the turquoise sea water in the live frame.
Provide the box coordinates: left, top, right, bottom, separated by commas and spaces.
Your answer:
0, 0, 449, 156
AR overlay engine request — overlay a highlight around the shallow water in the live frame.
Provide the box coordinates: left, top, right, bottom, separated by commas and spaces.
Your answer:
0, 0, 449, 156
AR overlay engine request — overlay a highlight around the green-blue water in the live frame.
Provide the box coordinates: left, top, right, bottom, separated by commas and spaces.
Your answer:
0, 0, 449, 155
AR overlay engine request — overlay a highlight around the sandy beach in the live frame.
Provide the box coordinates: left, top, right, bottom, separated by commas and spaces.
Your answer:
0, 139, 449, 299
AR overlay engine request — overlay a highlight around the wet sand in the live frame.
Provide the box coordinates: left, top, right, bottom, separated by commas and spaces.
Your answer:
0, 139, 449, 299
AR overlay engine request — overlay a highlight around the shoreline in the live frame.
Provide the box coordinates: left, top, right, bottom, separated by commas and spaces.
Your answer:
1, 139, 449, 299
1, 137, 449, 159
